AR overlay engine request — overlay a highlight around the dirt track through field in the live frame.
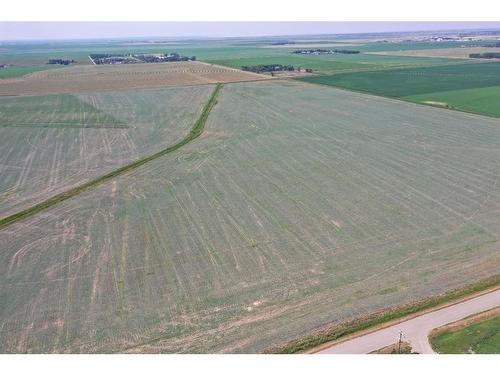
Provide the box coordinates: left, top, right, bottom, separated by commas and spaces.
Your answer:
0, 85, 214, 216
317, 288, 500, 353
2, 81, 500, 353
0, 84, 222, 229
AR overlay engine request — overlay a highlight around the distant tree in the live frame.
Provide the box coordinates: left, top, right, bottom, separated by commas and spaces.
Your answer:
48, 59, 76, 65
240, 64, 295, 73
470, 52, 500, 59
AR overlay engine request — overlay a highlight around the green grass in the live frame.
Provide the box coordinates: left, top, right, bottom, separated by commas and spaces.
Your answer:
0, 42, 273, 67
1, 38, 464, 74
270, 276, 500, 353
404, 85, 500, 118
431, 314, 500, 353
209, 52, 460, 75
209, 55, 374, 73
356, 40, 493, 53
300, 62, 500, 97
0, 65, 57, 79
0, 84, 221, 229
299, 62, 500, 117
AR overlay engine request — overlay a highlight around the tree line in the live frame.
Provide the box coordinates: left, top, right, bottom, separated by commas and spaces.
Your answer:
292, 49, 360, 55
48, 59, 76, 65
241, 64, 295, 73
470, 53, 500, 59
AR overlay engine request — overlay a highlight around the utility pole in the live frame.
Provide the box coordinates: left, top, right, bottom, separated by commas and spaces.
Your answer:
398, 331, 403, 354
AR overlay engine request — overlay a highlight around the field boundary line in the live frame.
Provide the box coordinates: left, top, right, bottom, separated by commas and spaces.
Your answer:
266, 274, 500, 354
309, 285, 500, 354
0, 83, 223, 230
295, 75, 500, 120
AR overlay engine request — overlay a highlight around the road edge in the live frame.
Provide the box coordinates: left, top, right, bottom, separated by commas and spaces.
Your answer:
428, 306, 500, 353
265, 274, 500, 354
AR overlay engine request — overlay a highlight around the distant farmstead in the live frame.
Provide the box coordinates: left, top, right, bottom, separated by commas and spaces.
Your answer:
292, 49, 360, 55
89, 53, 196, 65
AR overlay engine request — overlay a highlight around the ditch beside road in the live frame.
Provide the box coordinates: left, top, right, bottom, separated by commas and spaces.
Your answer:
317, 288, 500, 354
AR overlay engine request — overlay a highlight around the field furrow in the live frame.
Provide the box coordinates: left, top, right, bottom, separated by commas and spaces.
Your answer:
0, 85, 214, 216
1, 80, 500, 353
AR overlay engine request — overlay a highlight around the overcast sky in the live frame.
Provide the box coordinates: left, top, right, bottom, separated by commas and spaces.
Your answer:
1, 22, 500, 41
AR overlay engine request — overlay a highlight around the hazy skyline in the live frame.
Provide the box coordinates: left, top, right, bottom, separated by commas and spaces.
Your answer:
2, 22, 500, 41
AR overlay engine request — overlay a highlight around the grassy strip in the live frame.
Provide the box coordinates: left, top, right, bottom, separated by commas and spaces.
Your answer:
430, 311, 500, 354
297, 78, 500, 120
0, 83, 222, 230
0, 65, 57, 79
370, 341, 413, 354
266, 274, 500, 353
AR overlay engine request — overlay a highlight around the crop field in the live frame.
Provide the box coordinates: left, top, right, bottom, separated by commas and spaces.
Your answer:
208, 52, 461, 75
1, 38, 476, 80
354, 40, 499, 53
404, 85, 500, 118
0, 85, 214, 215
258, 43, 363, 48
0, 61, 268, 96
0, 41, 334, 68
0, 40, 232, 66
300, 62, 500, 117
0, 66, 57, 79
367, 47, 500, 59
1, 80, 500, 353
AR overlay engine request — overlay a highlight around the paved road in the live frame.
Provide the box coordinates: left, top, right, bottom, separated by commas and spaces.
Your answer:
318, 288, 500, 354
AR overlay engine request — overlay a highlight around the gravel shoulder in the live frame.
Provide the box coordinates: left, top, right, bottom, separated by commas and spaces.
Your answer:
317, 288, 500, 354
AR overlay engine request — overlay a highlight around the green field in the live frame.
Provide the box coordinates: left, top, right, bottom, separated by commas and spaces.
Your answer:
1, 38, 466, 75
0, 41, 275, 67
2, 80, 500, 353
355, 40, 495, 52
3, 34, 500, 354
209, 53, 460, 75
404, 85, 500, 118
0, 65, 57, 79
431, 315, 500, 353
0, 85, 213, 216
300, 62, 500, 117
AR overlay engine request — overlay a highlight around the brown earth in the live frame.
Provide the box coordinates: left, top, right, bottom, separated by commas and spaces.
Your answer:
0, 61, 270, 96
370, 341, 413, 354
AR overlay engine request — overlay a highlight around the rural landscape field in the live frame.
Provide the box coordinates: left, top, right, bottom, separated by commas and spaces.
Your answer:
1, 24, 500, 354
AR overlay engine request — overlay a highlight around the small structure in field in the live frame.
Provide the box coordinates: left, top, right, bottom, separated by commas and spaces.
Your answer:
48, 59, 76, 65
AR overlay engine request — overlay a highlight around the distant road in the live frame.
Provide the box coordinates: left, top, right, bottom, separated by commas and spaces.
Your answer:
318, 288, 500, 354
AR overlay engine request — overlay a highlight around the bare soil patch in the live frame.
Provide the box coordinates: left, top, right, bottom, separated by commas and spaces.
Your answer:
370, 341, 413, 354
0, 61, 269, 96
